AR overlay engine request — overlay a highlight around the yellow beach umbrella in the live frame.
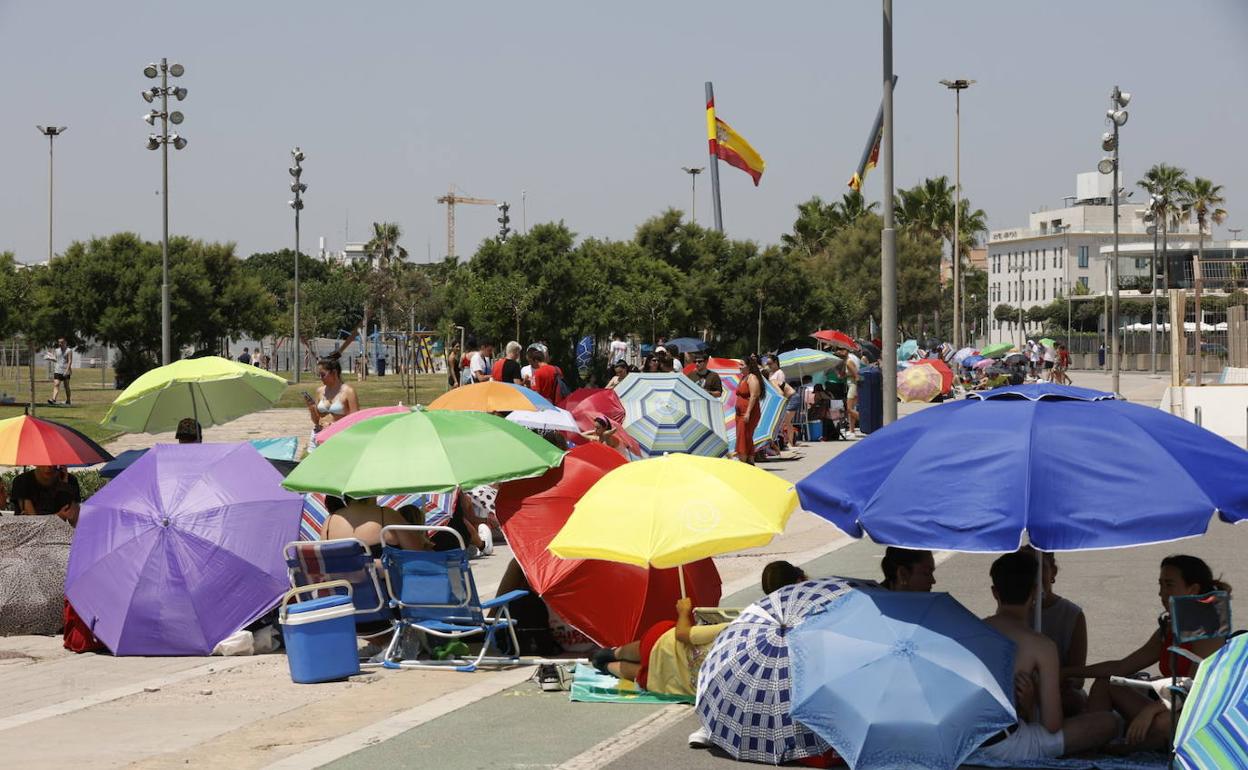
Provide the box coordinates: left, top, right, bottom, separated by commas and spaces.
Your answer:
548, 454, 797, 583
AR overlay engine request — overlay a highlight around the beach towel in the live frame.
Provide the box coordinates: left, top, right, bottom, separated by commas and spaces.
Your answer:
569, 663, 694, 704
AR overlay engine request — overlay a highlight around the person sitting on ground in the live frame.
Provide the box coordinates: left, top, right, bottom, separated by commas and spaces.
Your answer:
1063, 555, 1231, 752
880, 547, 936, 591
591, 597, 728, 698
11, 465, 81, 526
581, 415, 621, 449
1021, 546, 1089, 716
174, 417, 202, 444
972, 550, 1118, 764
761, 560, 808, 595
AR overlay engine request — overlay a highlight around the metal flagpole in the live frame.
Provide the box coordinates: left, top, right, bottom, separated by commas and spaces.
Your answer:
705, 82, 724, 233
880, 0, 898, 424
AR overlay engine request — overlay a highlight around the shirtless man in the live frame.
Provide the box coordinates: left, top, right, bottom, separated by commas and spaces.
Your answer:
973, 550, 1118, 764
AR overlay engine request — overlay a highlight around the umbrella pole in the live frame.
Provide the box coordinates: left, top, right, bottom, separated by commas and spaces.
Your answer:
188, 383, 199, 428
678, 563, 686, 599
1033, 555, 1043, 632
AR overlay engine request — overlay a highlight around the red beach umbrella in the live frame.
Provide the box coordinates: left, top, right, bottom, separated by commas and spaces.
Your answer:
560, 388, 626, 432
812, 330, 860, 350
495, 443, 721, 646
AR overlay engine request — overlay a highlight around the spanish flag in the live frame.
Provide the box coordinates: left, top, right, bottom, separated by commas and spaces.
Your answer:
707, 98, 764, 186
849, 126, 882, 192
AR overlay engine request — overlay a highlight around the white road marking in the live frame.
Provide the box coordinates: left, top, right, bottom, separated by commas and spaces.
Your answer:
555, 704, 691, 770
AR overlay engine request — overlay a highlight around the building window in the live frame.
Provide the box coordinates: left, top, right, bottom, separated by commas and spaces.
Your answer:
1078, 276, 1089, 289
1136, 257, 1148, 269
1078, 246, 1089, 268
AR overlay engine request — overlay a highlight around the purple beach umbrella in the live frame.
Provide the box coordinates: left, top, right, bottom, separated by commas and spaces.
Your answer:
65, 443, 303, 656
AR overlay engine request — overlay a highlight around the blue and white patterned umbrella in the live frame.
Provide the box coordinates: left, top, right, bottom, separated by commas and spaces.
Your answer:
696, 577, 877, 764
615, 373, 727, 457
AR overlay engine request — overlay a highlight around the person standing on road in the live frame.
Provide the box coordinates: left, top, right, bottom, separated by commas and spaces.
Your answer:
492, 341, 524, 384
734, 356, 764, 464
687, 353, 723, 398
238, 347, 252, 366
48, 338, 72, 406
609, 334, 629, 367
1054, 344, 1072, 385
469, 341, 494, 383
1043, 343, 1057, 382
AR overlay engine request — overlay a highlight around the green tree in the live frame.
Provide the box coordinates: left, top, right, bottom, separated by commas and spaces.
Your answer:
1137, 163, 1189, 288
1180, 176, 1227, 380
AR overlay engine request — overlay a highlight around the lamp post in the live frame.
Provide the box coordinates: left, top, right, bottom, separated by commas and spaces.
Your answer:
142, 59, 188, 366
880, 0, 898, 424
1146, 201, 1160, 376
681, 167, 704, 226
939, 79, 974, 350
1012, 259, 1026, 349
289, 148, 306, 383
1098, 85, 1129, 394
35, 126, 67, 262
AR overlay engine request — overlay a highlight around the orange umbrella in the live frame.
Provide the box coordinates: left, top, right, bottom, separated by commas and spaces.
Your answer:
909, 359, 953, 393
427, 381, 555, 413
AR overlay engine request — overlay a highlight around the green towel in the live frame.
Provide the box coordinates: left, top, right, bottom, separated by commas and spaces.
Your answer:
568, 663, 694, 704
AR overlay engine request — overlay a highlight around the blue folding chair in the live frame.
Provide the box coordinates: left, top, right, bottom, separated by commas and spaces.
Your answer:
378, 525, 528, 672
284, 538, 394, 664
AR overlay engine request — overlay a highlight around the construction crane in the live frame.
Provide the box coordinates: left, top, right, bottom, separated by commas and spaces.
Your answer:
435, 185, 496, 260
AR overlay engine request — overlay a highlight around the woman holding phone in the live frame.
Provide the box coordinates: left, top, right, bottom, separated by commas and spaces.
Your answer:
304, 355, 359, 448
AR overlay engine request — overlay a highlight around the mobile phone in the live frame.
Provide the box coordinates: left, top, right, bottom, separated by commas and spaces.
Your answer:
301, 391, 315, 404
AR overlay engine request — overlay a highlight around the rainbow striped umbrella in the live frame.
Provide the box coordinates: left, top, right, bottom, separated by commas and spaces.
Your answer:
615, 373, 727, 457
1174, 632, 1248, 770
714, 369, 786, 452
427, 381, 555, 413
298, 490, 458, 542
0, 415, 112, 466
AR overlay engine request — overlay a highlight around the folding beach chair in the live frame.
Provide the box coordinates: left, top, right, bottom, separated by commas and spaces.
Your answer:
284, 538, 393, 664
378, 524, 528, 673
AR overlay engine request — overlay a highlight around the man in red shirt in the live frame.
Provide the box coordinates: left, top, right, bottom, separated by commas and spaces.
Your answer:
528, 347, 562, 403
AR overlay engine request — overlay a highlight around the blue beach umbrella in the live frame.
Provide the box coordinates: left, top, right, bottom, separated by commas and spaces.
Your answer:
795, 384, 1248, 552
896, 339, 919, 362
790, 590, 1016, 770
1174, 632, 1248, 770
664, 337, 709, 354
960, 354, 986, 369
615, 373, 727, 457
696, 577, 877, 765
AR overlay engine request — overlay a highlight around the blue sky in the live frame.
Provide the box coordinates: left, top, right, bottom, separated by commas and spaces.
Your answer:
2, 0, 1246, 263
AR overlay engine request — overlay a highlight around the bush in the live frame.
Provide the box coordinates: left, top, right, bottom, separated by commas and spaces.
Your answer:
114, 348, 156, 390
2, 468, 109, 507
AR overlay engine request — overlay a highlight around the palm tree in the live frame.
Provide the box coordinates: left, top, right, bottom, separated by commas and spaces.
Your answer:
1180, 176, 1228, 384
360, 222, 409, 374
1138, 163, 1189, 287
781, 197, 842, 258
838, 190, 879, 227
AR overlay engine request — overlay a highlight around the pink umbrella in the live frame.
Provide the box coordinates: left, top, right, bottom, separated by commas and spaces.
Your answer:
315, 405, 412, 444
973, 358, 994, 370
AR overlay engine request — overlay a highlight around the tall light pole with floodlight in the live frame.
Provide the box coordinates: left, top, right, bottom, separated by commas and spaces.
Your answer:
681, 167, 704, 226
143, 59, 188, 366
1098, 85, 1129, 394
290, 148, 306, 383
36, 126, 67, 262
940, 78, 974, 350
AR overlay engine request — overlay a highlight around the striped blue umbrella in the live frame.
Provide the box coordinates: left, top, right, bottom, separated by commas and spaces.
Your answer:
696, 577, 878, 764
1175, 632, 1248, 770
615, 373, 727, 457
716, 370, 786, 452
777, 348, 842, 379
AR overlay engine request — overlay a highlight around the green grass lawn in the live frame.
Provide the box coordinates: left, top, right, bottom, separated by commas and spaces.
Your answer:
0, 368, 451, 446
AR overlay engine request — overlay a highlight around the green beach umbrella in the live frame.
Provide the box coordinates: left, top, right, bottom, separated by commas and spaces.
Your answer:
102, 356, 289, 434
1039, 338, 1057, 348
281, 408, 565, 497
1173, 633, 1248, 769
979, 343, 1015, 359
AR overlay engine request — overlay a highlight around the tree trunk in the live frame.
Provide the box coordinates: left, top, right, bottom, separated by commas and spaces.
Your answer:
1194, 227, 1204, 386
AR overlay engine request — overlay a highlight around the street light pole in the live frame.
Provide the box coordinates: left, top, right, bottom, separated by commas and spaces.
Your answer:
290, 148, 306, 383
143, 59, 188, 366
940, 79, 974, 350
881, 0, 898, 424
36, 126, 67, 262
682, 167, 704, 226
1099, 85, 1129, 393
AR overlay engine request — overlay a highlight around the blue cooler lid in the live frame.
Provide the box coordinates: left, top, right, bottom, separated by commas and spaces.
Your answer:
288, 594, 352, 615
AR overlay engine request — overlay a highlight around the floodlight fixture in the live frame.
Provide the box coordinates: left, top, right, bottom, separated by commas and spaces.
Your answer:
172, 87, 187, 101
1101, 132, 1116, 152
169, 111, 183, 125
171, 134, 187, 150
1107, 109, 1128, 127
1098, 158, 1115, 175
144, 63, 159, 79
146, 135, 161, 150
169, 63, 185, 77
1112, 86, 1130, 107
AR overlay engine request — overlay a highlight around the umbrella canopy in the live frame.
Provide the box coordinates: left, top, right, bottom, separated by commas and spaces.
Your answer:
560, 388, 626, 432
680, 357, 742, 376
897, 365, 943, 403
664, 337, 709, 354
1002, 352, 1027, 365
909, 359, 953, 393
896, 339, 919, 362
796, 384, 1248, 552
297, 490, 456, 542
505, 406, 580, 433
101, 446, 305, 480
0, 415, 112, 466
549, 453, 796, 569
102, 356, 288, 434
951, 346, 977, 365
973, 358, 995, 370
615, 373, 727, 457
812, 330, 859, 350
249, 436, 299, 461
697, 577, 875, 764
315, 404, 412, 444
65, 443, 303, 655
960, 354, 986, 369
685, 360, 783, 453
979, 342, 1015, 358
427, 381, 555, 413
790, 590, 1016, 770
282, 409, 565, 497
1039, 337, 1057, 348
0, 515, 72, 635
495, 444, 721, 647
777, 349, 842, 379
855, 339, 882, 363
1174, 632, 1248, 770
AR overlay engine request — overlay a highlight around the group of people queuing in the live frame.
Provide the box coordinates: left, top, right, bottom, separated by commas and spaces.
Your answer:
444, 338, 567, 405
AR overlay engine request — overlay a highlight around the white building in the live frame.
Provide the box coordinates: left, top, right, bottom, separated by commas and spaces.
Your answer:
327, 242, 377, 268
985, 171, 1198, 345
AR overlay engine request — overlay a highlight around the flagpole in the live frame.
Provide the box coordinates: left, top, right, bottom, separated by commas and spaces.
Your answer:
881, 0, 898, 425
705, 81, 724, 233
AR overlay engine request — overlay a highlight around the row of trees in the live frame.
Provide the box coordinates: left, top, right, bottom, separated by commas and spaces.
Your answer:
1, 177, 991, 379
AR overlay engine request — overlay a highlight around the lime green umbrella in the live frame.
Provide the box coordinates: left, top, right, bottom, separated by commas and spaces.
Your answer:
1039, 338, 1057, 348
281, 408, 565, 497
979, 343, 1015, 359
102, 356, 289, 434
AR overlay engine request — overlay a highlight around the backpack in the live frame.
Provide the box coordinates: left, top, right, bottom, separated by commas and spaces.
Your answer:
63, 599, 106, 654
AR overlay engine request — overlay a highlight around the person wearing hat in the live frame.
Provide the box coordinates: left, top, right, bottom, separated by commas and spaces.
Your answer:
687, 353, 723, 398
175, 417, 202, 444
